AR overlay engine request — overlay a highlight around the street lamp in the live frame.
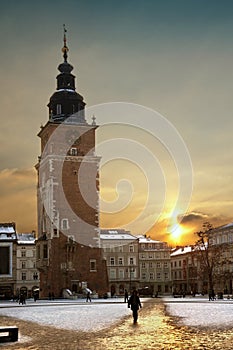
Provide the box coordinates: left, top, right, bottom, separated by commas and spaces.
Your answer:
127, 267, 135, 293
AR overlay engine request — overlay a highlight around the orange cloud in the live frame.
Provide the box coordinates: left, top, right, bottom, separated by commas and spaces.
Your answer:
0, 168, 37, 233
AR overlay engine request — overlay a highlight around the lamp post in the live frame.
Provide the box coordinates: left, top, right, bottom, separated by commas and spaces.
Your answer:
127, 266, 135, 293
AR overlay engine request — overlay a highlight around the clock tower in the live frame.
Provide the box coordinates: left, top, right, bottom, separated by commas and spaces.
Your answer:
36, 27, 108, 298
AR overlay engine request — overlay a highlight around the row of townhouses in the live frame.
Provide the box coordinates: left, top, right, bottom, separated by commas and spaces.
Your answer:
1, 222, 233, 299
0, 223, 39, 299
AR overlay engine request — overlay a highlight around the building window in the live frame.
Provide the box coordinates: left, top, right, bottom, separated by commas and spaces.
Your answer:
53, 228, 58, 236
22, 261, 26, 269
149, 262, 153, 268
110, 269, 116, 279
129, 257, 134, 265
141, 262, 146, 269
142, 272, 146, 280
149, 253, 153, 259
119, 270, 124, 279
70, 148, 78, 156
129, 245, 134, 252
119, 246, 123, 252
61, 219, 69, 230
110, 257, 115, 266
90, 259, 96, 271
21, 250, 26, 258
156, 262, 161, 268
118, 257, 123, 265
149, 272, 154, 280
164, 272, 169, 280
43, 244, 48, 259
22, 272, 26, 280
33, 272, 38, 280
164, 262, 168, 268
157, 272, 161, 279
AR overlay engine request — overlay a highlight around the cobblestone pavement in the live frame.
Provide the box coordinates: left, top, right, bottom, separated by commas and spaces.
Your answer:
1, 300, 233, 349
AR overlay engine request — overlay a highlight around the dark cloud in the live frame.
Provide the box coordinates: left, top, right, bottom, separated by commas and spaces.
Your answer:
178, 211, 208, 225
178, 211, 232, 231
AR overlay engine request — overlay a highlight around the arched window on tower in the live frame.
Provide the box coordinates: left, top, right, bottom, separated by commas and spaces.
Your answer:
61, 218, 69, 230
57, 104, 62, 114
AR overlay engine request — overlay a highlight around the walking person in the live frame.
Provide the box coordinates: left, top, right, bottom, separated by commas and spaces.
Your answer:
124, 289, 128, 303
86, 291, 91, 302
128, 290, 142, 324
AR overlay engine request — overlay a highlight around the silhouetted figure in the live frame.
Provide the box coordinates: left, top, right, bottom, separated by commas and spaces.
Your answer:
86, 291, 91, 302
19, 293, 26, 305
209, 289, 216, 301
128, 290, 142, 324
124, 289, 128, 303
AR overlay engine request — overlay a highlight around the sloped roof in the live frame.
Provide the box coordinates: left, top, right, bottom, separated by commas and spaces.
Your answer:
17, 233, 35, 244
170, 246, 194, 257
0, 223, 16, 240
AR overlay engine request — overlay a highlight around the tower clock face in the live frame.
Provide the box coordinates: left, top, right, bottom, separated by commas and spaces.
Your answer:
65, 129, 81, 145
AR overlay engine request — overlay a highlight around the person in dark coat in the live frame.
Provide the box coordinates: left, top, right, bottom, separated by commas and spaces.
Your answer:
128, 290, 142, 323
124, 289, 128, 303
86, 291, 91, 302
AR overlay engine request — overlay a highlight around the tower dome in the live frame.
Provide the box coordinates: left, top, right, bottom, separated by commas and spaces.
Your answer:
48, 25, 86, 122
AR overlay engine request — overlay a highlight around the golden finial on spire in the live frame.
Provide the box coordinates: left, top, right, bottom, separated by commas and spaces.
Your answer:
62, 24, 69, 62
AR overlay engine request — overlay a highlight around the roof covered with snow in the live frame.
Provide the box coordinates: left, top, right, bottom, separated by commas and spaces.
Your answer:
0, 223, 16, 240
170, 246, 195, 257
17, 233, 36, 245
100, 229, 137, 241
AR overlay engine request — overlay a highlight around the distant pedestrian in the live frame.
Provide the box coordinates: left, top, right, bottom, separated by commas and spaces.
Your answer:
128, 290, 142, 324
19, 293, 26, 305
209, 289, 216, 301
124, 289, 128, 303
86, 291, 91, 302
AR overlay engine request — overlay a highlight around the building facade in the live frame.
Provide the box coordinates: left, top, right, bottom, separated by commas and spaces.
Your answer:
170, 246, 200, 295
16, 233, 40, 299
100, 229, 139, 296
138, 235, 172, 295
36, 29, 108, 298
0, 223, 17, 299
100, 231, 172, 296
0, 223, 40, 299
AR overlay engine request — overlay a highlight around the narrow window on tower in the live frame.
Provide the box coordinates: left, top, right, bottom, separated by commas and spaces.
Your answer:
90, 259, 96, 272
70, 148, 78, 156
61, 219, 69, 230
57, 104, 62, 114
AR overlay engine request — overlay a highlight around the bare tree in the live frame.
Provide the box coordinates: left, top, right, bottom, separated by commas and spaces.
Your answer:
194, 222, 223, 294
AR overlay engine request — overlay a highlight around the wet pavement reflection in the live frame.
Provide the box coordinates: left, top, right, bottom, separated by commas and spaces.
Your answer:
85, 300, 233, 350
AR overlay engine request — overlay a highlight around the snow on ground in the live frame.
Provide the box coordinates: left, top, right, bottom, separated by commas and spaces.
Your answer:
0, 299, 131, 332
163, 296, 233, 328
1, 296, 233, 331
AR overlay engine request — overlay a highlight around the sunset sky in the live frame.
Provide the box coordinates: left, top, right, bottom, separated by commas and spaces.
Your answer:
1, 0, 233, 245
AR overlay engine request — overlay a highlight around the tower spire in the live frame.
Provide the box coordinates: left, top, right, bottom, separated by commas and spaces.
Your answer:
47, 25, 86, 121
62, 24, 69, 62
